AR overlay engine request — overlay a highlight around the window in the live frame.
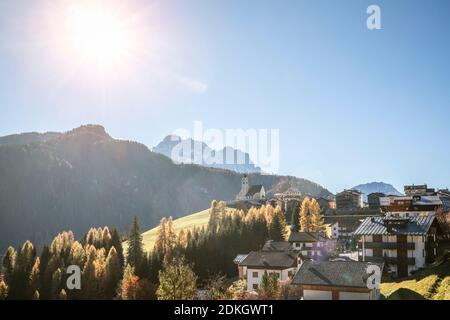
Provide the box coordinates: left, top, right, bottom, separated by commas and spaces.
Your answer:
252, 271, 258, 278
253, 284, 258, 290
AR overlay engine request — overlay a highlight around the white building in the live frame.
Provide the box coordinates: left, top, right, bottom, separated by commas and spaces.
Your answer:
237, 250, 299, 292
353, 215, 443, 277
236, 174, 265, 201
288, 231, 333, 259
292, 260, 383, 300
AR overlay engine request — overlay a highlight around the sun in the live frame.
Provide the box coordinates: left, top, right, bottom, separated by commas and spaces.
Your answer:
65, 3, 131, 68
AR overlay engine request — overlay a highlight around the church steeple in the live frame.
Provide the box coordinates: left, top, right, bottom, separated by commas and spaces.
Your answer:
240, 174, 250, 197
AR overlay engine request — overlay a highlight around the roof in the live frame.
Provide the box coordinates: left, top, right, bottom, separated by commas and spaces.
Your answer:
233, 254, 248, 265
246, 185, 264, 196
337, 189, 363, 196
292, 261, 383, 288
379, 195, 442, 206
353, 215, 436, 236
262, 240, 293, 251
288, 232, 325, 243
239, 251, 298, 268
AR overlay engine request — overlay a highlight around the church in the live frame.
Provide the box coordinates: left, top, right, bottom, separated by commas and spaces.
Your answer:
236, 174, 266, 201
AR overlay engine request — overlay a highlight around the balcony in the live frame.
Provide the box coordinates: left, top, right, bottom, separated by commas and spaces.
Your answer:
359, 242, 415, 250
359, 255, 416, 265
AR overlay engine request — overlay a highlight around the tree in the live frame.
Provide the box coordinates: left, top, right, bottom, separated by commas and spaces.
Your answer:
120, 264, 135, 300
29, 257, 40, 297
110, 228, 125, 269
10, 240, 36, 299
260, 271, 280, 299
155, 217, 177, 264
59, 289, 67, 300
0, 280, 8, 300
105, 246, 122, 299
2, 246, 16, 285
269, 208, 287, 241
126, 216, 145, 274
204, 274, 230, 300
157, 256, 197, 300
309, 198, 325, 232
208, 200, 218, 233
300, 197, 311, 232
51, 268, 62, 300
290, 205, 299, 232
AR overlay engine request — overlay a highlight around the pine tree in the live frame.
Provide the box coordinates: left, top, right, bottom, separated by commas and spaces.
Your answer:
10, 240, 36, 299
29, 257, 40, 297
300, 197, 311, 232
269, 209, 287, 241
290, 205, 299, 232
157, 256, 197, 300
126, 216, 145, 274
110, 228, 125, 269
260, 272, 280, 299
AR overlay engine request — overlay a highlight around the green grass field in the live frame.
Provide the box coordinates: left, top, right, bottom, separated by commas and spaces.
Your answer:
125, 207, 238, 253
381, 253, 450, 300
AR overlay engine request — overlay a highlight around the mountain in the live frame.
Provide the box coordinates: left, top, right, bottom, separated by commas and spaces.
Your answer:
0, 124, 332, 252
352, 182, 403, 201
153, 135, 262, 174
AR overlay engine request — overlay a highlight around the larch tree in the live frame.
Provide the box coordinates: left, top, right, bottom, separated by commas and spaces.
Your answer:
208, 200, 218, 233
300, 197, 311, 232
0, 280, 8, 300
2, 246, 16, 285
105, 246, 122, 299
309, 198, 325, 232
156, 256, 197, 300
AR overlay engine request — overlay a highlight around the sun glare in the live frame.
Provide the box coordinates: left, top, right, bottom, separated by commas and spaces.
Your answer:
65, 4, 131, 68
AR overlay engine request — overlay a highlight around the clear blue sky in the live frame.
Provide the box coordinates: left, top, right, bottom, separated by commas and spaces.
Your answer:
1, 0, 449, 193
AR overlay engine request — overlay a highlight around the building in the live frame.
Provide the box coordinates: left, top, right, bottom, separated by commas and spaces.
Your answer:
354, 215, 443, 277
236, 174, 266, 201
288, 232, 333, 259
272, 188, 302, 213
437, 189, 450, 213
291, 260, 383, 300
336, 190, 363, 209
324, 215, 378, 240
368, 192, 386, 209
233, 254, 248, 279
379, 195, 442, 217
404, 184, 436, 196
238, 250, 299, 291
316, 197, 336, 211
262, 240, 293, 252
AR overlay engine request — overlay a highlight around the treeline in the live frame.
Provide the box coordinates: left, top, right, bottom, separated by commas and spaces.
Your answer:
0, 200, 322, 300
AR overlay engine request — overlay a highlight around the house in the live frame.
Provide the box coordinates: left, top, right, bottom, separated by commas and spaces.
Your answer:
272, 188, 302, 213
238, 250, 299, 292
316, 197, 336, 211
236, 174, 265, 201
233, 254, 249, 280
404, 184, 436, 196
288, 232, 333, 259
262, 240, 293, 252
379, 195, 442, 217
353, 215, 443, 277
368, 192, 386, 209
292, 260, 383, 300
336, 190, 364, 209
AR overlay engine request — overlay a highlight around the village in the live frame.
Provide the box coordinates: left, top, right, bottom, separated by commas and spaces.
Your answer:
231, 175, 450, 300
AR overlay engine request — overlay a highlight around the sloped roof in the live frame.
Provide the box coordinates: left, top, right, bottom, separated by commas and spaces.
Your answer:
288, 232, 324, 243
239, 251, 298, 268
292, 261, 383, 288
246, 185, 263, 196
353, 215, 436, 236
233, 254, 248, 265
262, 240, 293, 252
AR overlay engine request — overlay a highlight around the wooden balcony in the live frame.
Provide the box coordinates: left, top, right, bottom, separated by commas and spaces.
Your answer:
359, 255, 416, 266
359, 242, 415, 250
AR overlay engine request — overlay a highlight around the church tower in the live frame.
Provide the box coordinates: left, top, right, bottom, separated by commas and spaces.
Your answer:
238, 174, 250, 199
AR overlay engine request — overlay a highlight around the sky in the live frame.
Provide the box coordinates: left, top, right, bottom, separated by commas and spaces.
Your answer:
1, 0, 449, 194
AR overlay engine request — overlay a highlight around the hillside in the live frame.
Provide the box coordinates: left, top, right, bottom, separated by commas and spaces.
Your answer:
0, 124, 332, 252
381, 252, 450, 300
